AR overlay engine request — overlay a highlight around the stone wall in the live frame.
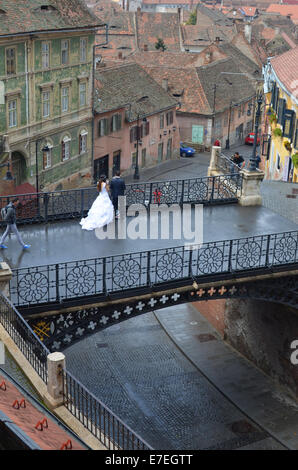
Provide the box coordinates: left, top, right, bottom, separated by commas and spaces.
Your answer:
224, 298, 298, 398
194, 298, 298, 398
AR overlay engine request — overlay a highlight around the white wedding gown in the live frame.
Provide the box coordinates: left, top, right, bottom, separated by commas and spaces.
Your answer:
80, 183, 114, 230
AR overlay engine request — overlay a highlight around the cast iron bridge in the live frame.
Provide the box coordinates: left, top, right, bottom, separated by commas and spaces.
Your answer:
11, 230, 298, 352
1, 173, 297, 351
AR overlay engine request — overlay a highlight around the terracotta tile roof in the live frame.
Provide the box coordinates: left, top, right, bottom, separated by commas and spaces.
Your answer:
270, 46, 298, 97
196, 57, 256, 114
281, 31, 297, 48
131, 46, 255, 116
136, 11, 181, 52
0, 0, 104, 36
239, 6, 257, 16
94, 62, 178, 119
140, 65, 212, 115
0, 370, 88, 450
261, 27, 276, 41
266, 4, 298, 20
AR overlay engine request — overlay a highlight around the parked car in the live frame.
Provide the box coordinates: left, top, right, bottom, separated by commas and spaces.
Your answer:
180, 142, 196, 157
245, 133, 260, 145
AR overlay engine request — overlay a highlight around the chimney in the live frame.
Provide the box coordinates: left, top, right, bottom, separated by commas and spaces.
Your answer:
215, 36, 220, 43
244, 24, 252, 43
126, 0, 129, 11
118, 52, 123, 59
144, 44, 148, 51
205, 51, 212, 63
275, 27, 280, 36
178, 7, 181, 23
137, 6, 141, 14
162, 78, 168, 91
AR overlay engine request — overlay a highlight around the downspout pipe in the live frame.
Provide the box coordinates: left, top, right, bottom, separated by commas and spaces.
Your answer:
91, 25, 109, 183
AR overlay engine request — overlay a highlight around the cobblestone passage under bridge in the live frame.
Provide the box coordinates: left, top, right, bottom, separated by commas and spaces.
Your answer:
64, 308, 288, 450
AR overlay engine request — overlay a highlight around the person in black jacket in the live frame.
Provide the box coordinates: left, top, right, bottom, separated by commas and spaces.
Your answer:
110, 171, 126, 219
0, 198, 31, 249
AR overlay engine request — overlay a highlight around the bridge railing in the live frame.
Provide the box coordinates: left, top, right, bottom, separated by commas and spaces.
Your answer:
11, 230, 298, 307
0, 174, 242, 227
0, 292, 152, 450
218, 153, 242, 174
61, 369, 152, 450
0, 292, 49, 383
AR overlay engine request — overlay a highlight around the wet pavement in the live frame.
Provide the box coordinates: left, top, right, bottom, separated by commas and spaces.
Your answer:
63, 305, 288, 450
0, 204, 297, 270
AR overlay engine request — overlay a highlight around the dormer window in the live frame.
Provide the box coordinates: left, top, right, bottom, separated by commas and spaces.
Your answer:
40, 5, 57, 11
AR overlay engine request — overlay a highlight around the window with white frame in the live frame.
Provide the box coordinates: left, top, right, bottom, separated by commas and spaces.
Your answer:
43, 147, 52, 169
79, 82, 86, 107
80, 38, 87, 62
41, 41, 50, 68
42, 91, 50, 118
79, 130, 88, 154
8, 99, 17, 127
62, 136, 71, 161
61, 39, 69, 65
61, 86, 69, 112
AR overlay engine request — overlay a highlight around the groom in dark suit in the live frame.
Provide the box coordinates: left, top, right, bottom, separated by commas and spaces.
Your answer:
110, 170, 126, 219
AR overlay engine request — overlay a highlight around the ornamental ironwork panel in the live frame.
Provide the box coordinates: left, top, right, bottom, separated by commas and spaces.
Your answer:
0, 174, 242, 227
11, 230, 298, 308
27, 274, 298, 354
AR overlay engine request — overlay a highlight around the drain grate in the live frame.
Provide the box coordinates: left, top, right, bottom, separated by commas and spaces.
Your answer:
96, 343, 109, 349
196, 333, 217, 343
230, 419, 256, 434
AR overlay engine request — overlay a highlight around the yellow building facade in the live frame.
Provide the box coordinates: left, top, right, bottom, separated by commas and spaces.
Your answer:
263, 48, 298, 183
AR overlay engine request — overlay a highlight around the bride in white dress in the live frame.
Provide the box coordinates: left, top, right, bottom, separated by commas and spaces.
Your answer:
80, 175, 114, 230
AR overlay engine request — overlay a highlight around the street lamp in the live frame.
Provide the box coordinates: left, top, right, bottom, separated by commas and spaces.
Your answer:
212, 75, 233, 146
0, 161, 13, 181
35, 139, 50, 193
248, 91, 263, 172
134, 115, 147, 180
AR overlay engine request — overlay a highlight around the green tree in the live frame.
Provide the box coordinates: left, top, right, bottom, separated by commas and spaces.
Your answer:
155, 38, 167, 51
186, 10, 197, 25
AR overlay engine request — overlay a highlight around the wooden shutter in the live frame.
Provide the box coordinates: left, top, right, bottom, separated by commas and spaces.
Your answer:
283, 110, 295, 140
277, 99, 286, 125
271, 82, 276, 108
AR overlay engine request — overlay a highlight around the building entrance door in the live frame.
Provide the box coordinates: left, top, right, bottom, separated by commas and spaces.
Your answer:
94, 155, 109, 182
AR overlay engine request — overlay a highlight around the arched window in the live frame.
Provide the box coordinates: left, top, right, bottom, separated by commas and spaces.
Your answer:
79, 129, 88, 154
61, 135, 71, 161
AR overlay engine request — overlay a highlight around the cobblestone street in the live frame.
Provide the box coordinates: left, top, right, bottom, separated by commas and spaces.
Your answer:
63, 306, 290, 450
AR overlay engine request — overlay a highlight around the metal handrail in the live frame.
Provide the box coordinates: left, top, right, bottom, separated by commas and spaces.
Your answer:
61, 368, 152, 450
0, 292, 152, 450
0, 174, 242, 226
10, 230, 298, 307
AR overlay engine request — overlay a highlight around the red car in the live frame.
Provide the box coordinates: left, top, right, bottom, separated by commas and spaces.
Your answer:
245, 133, 260, 145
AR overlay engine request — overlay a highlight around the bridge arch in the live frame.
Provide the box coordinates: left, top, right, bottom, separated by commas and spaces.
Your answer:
26, 273, 298, 352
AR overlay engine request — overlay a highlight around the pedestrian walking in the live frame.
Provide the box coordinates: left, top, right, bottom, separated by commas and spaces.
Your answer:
0, 198, 31, 249
110, 171, 126, 219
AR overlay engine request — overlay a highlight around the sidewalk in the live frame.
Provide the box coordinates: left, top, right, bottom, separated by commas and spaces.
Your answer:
124, 153, 210, 183
155, 304, 298, 450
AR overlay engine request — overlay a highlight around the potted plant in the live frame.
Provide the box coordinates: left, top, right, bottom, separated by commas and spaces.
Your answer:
269, 111, 277, 125
292, 153, 298, 169
284, 140, 292, 152
273, 127, 282, 138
